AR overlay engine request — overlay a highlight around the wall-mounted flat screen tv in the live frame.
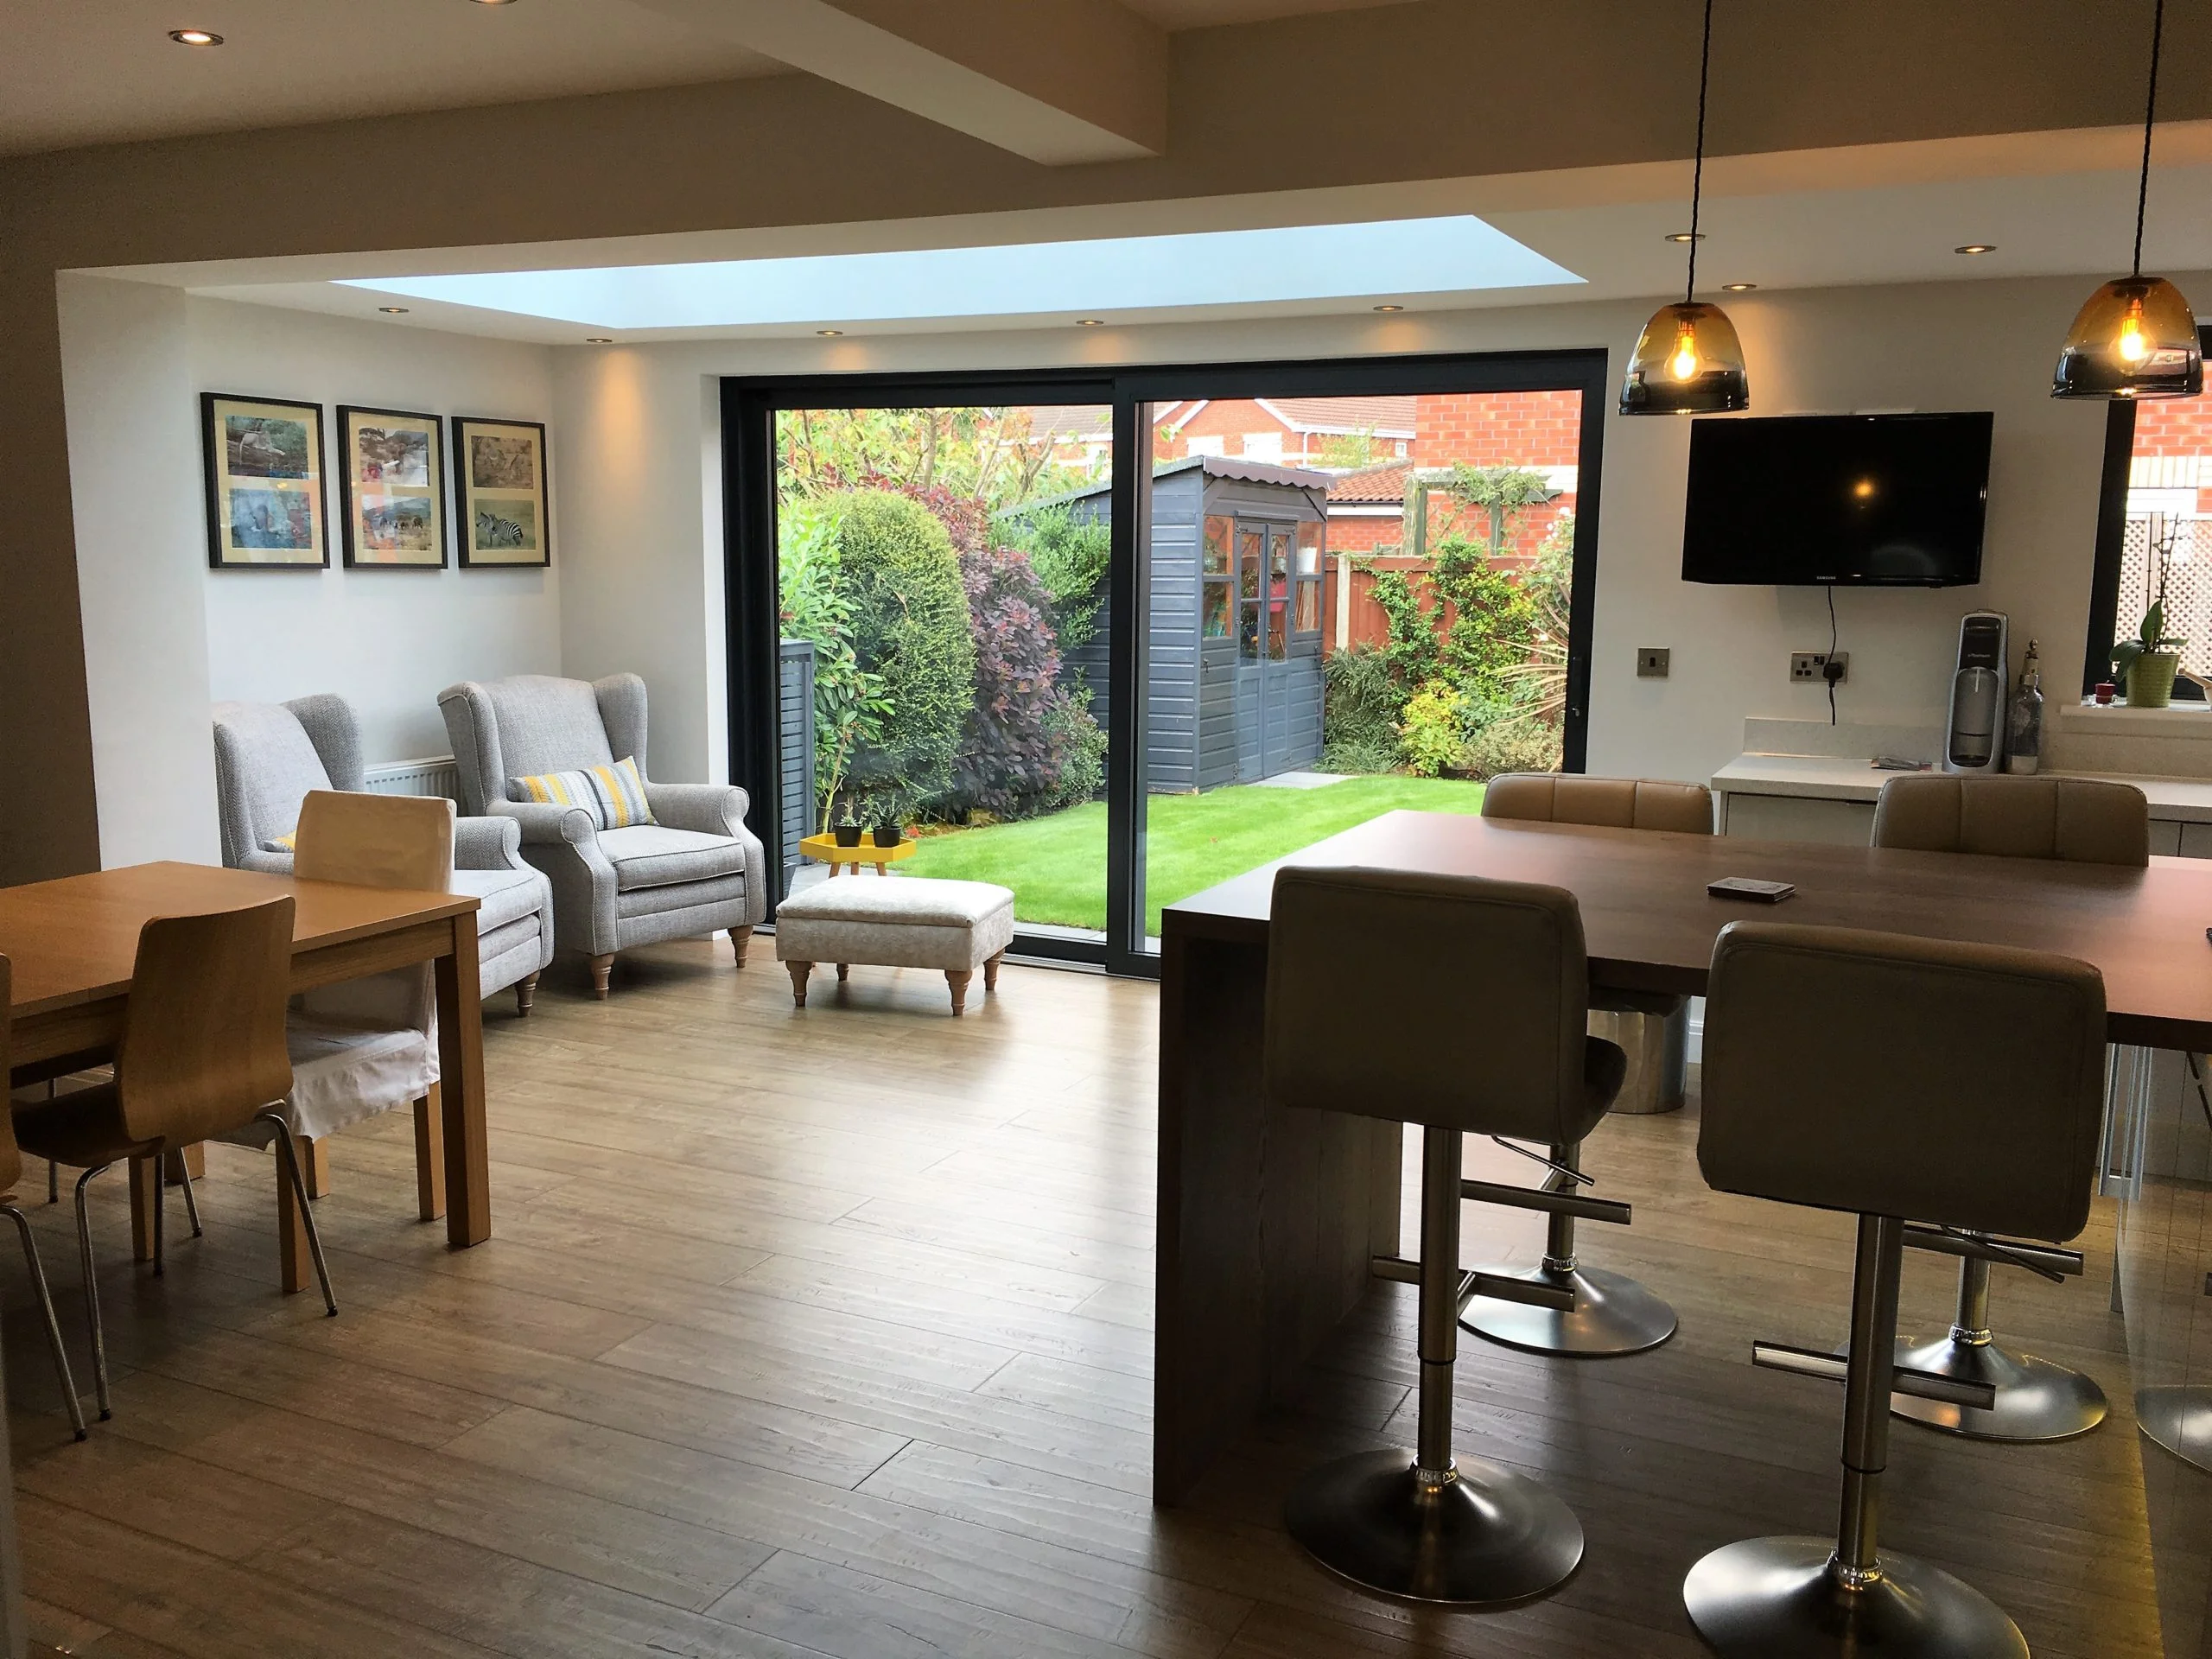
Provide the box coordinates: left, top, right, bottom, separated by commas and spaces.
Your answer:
1681, 411, 1993, 586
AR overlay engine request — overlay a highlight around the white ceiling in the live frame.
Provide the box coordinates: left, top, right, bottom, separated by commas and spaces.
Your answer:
0, 0, 1412, 157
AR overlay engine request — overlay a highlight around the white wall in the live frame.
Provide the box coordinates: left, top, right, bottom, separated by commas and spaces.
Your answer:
190, 297, 558, 762
554, 271, 2186, 789
57, 274, 219, 866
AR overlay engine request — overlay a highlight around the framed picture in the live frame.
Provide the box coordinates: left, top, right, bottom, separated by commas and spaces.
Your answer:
453, 416, 550, 569
338, 405, 446, 569
201, 393, 327, 569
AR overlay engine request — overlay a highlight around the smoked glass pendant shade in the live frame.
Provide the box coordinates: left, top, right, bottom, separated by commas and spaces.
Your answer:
2052, 276, 2202, 399
1620, 302, 1748, 416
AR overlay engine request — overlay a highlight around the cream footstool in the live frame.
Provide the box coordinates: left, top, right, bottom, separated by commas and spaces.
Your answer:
776, 876, 1014, 1015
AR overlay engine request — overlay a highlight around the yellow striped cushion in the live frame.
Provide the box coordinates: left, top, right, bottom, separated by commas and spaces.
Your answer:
261, 831, 297, 854
510, 755, 655, 830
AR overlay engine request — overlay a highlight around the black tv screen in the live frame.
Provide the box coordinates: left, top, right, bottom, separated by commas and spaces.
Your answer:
1681, 412, 1993, 587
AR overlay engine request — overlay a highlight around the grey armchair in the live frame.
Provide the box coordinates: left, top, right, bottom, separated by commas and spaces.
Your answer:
212, 696, 556, 1014
438, 672, 766, 998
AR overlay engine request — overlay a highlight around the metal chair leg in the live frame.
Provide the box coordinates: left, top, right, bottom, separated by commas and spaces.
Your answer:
3, 1201, 86, 1440
1281, 1126, 1584, 1604
1683, 1215, 2030, 1656
72, 1166, 112, 1421
257, 1113, 337, 1317
46, 1160, 56, 1206
178, 1161, 203, 1239
150, 1155, 165, 1278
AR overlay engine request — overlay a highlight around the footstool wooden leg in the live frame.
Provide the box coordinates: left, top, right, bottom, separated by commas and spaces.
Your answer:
786, 961, 812, 1007
984, 950, 1003, 994
729, 925, 753, 967
589, 953, 614, 999
515, 972, 539, 1016
946, 969, 973, 1016
836, 963, 850, 982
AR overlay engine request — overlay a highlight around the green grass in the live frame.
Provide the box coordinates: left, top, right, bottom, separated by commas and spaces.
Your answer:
899, 774, 1487, 936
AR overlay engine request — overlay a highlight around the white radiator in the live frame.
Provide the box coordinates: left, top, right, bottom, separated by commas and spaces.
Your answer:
363, 755, 461, 802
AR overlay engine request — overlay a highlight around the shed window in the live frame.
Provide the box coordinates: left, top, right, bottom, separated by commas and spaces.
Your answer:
1294, 520, 1325, 634
1201, 514, 1234, 639
1237, 525, 1266, 658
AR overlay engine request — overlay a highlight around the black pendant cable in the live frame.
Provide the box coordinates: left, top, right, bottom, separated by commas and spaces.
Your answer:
2052, 0, 2201, 399
1619, 0, 1749, 416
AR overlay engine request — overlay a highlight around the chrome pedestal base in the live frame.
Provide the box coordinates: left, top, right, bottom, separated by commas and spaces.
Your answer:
1683, 1537, 2028, 1659
1890, 1332, 2106, 1441
1461, 1263, 1677, 1357
2138, 1385, 2212, 1473
1283, 1450, 1583, 1605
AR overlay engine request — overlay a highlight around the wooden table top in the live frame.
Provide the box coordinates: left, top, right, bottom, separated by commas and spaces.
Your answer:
0, 861, 476, 1020
1163, 810, 2212, 1051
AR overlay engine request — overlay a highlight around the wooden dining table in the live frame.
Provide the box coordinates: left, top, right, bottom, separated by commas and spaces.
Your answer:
0, 861, 491, 1251
1152, 809, 2212, 1503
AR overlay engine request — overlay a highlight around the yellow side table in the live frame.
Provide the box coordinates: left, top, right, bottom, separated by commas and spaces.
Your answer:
798, 831, 918, 877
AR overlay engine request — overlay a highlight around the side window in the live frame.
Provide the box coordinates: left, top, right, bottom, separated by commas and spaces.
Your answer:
1294, 519, 1324, 635
1201, 514, 1233, 639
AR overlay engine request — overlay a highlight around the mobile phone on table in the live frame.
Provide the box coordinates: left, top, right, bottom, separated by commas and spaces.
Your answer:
1707, 877, 1796, 903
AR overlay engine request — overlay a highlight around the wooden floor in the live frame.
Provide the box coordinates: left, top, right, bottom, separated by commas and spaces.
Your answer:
6, 938, 2163, 1657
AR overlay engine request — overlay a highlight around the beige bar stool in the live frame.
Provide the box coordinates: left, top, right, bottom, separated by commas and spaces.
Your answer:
1687, 920, 2106, 1657
1264, 866, 1625, 1604
1870, 772, 2143, 1441
1461, 772, 1711, 1358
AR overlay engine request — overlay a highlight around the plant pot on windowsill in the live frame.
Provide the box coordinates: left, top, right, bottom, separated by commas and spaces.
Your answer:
832, 823, 862, 847
871, 823, 904, 848
2126, 651, 2183, 709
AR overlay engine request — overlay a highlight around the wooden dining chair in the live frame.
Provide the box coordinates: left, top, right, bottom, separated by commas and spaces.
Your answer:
10, 897, 313, 1421
0, 957, 89, 1440
231, 790, 452, 1293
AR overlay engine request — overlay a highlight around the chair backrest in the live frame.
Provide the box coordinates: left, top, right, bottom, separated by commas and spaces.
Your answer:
1872, 774, 2147, 867
1700, 921, 2107, 1240
438, 672, 648, 814
0, 955, 18, 1193
1484, 773, 1713, 836
1264, 866, 1595, 1141
115, 899, 296, 1147
294, 790, 455, 892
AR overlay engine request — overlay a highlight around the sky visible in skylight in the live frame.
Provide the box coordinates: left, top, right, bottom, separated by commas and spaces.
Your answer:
338, 216, 1579, 329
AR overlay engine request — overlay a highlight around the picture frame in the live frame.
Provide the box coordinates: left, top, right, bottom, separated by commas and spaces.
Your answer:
337, 405, 446, 569
200, 392, 327, 570
453, 416, 550, 569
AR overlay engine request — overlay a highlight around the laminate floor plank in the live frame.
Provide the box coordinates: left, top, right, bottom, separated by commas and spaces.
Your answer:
4, 938, 2161, 1659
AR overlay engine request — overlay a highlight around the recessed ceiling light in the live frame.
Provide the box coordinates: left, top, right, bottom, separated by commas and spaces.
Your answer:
583, 336, 613, 344
1074, 317, 1107, 327
378, 305, 410, 314
1720, 283, 1757, 292
1372, 303, 1404, 312
1955, 244, 1997, 255
1664, 232, 1705, 244
816, 328, 842, 337
168, 28, 223, 45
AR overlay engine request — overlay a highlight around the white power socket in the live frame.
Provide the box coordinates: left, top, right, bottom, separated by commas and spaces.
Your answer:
1789, 652, 1849, 684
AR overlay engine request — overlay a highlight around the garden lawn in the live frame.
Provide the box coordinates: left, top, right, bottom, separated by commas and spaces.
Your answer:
899, 774, 1487, 937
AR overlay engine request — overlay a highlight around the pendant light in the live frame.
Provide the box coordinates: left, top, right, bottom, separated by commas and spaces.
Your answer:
1621, 0, 1747, 416
2053, 0, 2201, 399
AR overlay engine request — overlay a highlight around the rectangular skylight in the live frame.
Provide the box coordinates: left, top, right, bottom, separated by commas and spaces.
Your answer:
339, 216, 1579, 328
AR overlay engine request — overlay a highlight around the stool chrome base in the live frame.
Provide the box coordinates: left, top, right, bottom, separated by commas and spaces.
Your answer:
1889, 1331, 2107, 1441
1683, 1537, 2027, 1658
1284, 1450, 1583, 1605
2138, 1385, 2212, 1473
1461, 1263, 1677, 1357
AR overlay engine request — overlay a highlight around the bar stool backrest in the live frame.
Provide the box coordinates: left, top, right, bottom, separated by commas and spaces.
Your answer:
0, 955, 17, 1194
1265, 867, 1596, 1141
1700, 921, 2107, 1241
1484, 774, 1713, 836
115, 898, 296, 1149
1872, 774, 2147, 866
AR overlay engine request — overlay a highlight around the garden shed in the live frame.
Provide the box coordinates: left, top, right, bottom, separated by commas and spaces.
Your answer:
1054, 456, 1331, 791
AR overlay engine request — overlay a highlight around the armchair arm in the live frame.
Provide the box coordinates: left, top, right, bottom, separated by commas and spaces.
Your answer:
643, 781, 751, 838
236, 849, 294, 875
455, 814, 524, 872
490, 799, 600, 848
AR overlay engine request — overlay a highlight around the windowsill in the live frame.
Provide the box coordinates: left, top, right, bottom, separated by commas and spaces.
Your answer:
2058, 700, 2212, 738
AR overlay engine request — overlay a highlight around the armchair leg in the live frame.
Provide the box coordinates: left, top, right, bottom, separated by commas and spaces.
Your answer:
515, 972, 539, 1016
786, 962, 812, 1007
588, 953, 614, 999
729, 926, 753, 967
414, 1086, 446, 1222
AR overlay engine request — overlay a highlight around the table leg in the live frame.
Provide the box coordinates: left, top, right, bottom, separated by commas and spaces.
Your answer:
126, 1156, 162, 1263
162, 1144, 205, 1186
414, 1085, 445, 1222
276, 1152, 313, 1294
434, 910, 491, 1248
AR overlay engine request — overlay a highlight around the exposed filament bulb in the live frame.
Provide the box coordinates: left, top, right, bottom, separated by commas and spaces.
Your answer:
2117, 298, 2150, 364
1669, 323, 1701, 381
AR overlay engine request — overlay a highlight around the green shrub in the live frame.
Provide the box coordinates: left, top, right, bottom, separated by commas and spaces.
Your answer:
1461, 717, 1561, 779
834, 490, 976, 822
1398, 679, 1467, 778
1041, 687, 1108, 810
1009, 505, 1111, 652
1321, 645, 1404, 773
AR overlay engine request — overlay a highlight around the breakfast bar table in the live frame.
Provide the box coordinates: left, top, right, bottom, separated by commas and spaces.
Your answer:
0, 861, 492, 1253
1153, 809, 2212, 1503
